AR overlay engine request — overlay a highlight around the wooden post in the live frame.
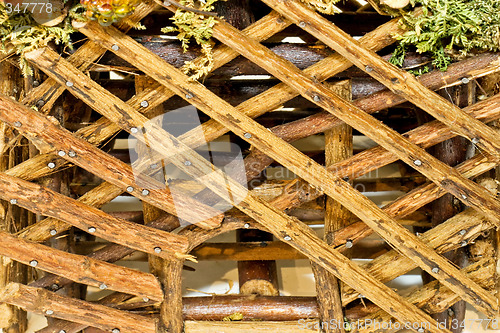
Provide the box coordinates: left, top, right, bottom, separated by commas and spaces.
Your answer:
311, 80, 352, 333
135, 75, 185, 333
0, 61, 28, 333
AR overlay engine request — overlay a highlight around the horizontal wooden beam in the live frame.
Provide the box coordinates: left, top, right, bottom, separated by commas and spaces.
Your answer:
19, 0, 158, 114
0, 171, 189, 259
0, 283, 156, 333
0, 231, 163, 301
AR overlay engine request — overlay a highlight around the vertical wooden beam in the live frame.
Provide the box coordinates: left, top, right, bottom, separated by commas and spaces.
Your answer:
135, 76, 185, 333
311, 80, 352, 333
0, 62, 28, 333
237, 229, 279, 296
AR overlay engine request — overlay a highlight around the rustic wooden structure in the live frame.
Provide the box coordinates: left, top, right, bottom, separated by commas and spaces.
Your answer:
0, 0, 499, 332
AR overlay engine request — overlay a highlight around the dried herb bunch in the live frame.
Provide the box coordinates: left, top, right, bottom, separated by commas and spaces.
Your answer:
391, 0, 500, 71
161, 0, 220, 81
0, 1, 85, 76
164, 0, 341, 81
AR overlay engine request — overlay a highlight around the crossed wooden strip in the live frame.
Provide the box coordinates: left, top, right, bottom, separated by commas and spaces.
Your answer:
25, 36, 445, 333
0, 167, 189, 259
73, 11, 499, 321
24, 22, 484, 330
206, 4, 500, 227
262, 0, 500, 159
9, 11, 290, 241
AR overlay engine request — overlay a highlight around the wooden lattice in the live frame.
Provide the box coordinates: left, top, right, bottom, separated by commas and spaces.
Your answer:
0, 0, 500, 332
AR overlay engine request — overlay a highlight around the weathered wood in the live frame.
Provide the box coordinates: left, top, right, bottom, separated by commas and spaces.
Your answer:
44, 24, 450, 329
135, 75, 185, 333
354, 258, 495, 333
0, 283, 156, 333
77, 238, 390, 261
0, 94, 222, 229
209, 8, 500, 238
8, 11, 290, 242
311, 80, 351, 333
263, 0, 500, 160
17, 182, 123, 242
0, 171, 189, 259
9, 10, 396, 250
0, 61, 28, 333
19, 0, 159, 114
183, 295, 319, 321
341, 206, 495, 306
424, 82, 472, 332
29, 214, 179, 291
243, 52, 500, 180
153, 5, 497, 317
0, 231, 163, 301
155, 259, 184, 333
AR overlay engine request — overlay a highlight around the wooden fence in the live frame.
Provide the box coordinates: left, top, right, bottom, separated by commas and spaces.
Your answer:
0, 0, 499, 332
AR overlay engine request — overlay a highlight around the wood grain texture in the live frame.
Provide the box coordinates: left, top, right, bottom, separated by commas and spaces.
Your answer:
0, 283, 156, 333
68, 21, 462, 329
355, 258, 495, 333
9, 11, 289, 241
0, 231, 163, 301
263, 0, 500, 160
0, 171, 189, 259
312, 80, 352, 333
78, 17, 495, 319
243, 52, 500, 180
20, 0, 159, 114
0, 93, 222, 229
209, 8, 500, 231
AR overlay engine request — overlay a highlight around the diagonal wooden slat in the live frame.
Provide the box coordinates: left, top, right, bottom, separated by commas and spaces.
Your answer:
28, 45, 446, 331
19, 0, 159, 114
243, 52, 500, 180
356, 258, 495, 333
0, 171, 190, 259
206, 10, 500, 229
0, 94, 223, 229
9, 11, 397, 243
261, 0, 500, 160
77, 11, 500, 316
6, 11, 290, 241
70, 21, 493, 321
0, 231, 163, 302
342, 206, 496, 306
0, 283, 156, 333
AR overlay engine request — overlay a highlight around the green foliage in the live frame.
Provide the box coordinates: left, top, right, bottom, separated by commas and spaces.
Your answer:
391, 0, 500, 71
161, 0, 220, 81
0, 2, 86, 76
